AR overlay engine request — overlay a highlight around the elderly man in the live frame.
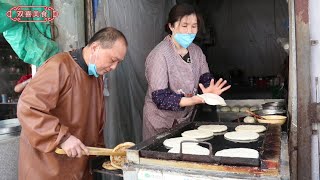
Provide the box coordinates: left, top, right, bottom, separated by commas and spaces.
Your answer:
17, 27, 127, 180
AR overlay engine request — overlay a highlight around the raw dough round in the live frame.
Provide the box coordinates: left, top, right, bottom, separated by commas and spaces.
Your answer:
168, 144, 210, 155
197, 125, 228, 133
250, 106, 259, 111
220, 106, 231, 112
215, 148, 259, 159
243, 116, 256, 123
163, 137, 198, 149
181, 129, 214, 139
224, 131, 259, 141
235, 125, 267, 133
197, 93, 227, 106
239, 107, 249, 112
231, 106, 240, 112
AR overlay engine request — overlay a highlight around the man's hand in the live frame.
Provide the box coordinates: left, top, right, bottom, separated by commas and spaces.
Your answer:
199, 78, 231, 95
60, 135, 89, 158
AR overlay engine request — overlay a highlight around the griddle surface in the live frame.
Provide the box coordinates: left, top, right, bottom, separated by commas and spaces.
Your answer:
138, 122, 269, 167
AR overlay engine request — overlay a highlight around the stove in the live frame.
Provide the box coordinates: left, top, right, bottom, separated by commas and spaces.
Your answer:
124, 121, 284, 179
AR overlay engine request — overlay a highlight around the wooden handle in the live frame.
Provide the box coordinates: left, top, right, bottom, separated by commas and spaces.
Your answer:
55, 147, 126, 156
245, 110, 266, 120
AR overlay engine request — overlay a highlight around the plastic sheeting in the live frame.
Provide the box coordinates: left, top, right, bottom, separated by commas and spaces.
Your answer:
0, 0, 59, 67
95, 0, 289, 149
95, 0, 175, 148
197, 0, 289, 78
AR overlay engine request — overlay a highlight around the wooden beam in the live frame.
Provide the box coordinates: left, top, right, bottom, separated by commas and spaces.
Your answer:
288, 0, 298, 179
84, 0, 94, 44
295, 0, 312, 180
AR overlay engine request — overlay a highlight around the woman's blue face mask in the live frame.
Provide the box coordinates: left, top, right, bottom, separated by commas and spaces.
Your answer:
173, 33, 196, 49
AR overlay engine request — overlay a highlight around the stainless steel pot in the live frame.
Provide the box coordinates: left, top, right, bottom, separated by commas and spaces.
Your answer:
262, 102, 285, 110
0, 118, 21, 135
253, 109, 286, 116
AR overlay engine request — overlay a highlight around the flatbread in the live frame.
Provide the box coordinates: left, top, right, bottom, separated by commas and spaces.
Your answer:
102, 161, 118, 170
181, 129, 214, 139
224, 131, 259, 141
197, 93, 226, 106
235, 125, 266, 133
110, 142, 135, 169
168, 144, 210, 155
197, 125, 228, 133
215, 148, 259, 159
243, 116, 255, 123
163, 137, 198, 149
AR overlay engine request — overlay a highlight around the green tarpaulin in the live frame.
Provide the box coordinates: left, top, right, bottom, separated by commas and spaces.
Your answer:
0, 0, 60, 67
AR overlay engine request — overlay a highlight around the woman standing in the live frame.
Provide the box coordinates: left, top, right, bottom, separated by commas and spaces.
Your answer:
143, 4, 231, 140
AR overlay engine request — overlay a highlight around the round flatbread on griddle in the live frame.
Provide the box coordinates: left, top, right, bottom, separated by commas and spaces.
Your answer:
168, 144, 210, 155
197, 125, 227, 133
163, 137, 198, 149
215, 148, 259, 159
224, 131, 259, 142
181, 129, 214, 140
235, 125, 266, 133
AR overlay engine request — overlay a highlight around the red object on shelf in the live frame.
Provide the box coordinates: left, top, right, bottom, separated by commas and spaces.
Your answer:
17, 74, 32, 84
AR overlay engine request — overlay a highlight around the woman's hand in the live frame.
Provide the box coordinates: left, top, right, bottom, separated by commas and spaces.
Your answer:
60, 135, 89, 158
179, 95, 205, 107
199, 78, 231, 95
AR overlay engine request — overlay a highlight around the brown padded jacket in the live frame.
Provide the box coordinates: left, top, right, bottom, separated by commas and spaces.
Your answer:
17, 52, 105, 180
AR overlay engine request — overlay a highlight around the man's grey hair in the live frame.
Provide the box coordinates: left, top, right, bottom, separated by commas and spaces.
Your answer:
88, 27, 128, 48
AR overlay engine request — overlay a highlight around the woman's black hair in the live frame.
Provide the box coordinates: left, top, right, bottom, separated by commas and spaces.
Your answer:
165, 3, 203, 34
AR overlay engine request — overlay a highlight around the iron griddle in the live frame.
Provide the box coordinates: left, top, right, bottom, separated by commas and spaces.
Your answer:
132, 122, 281, 167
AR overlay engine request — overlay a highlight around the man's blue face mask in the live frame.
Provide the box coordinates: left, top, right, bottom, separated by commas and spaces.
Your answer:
173, 33, 196, 49
88, 48, 99, 77
88, 64, 99, 77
